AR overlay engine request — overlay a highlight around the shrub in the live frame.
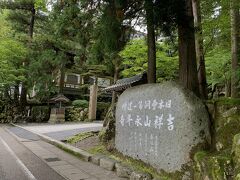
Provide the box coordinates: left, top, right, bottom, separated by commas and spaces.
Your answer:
31, 106, 50, 122
97, 102, 111, 120
65, 107, 88, 121
72, 100, 89, 108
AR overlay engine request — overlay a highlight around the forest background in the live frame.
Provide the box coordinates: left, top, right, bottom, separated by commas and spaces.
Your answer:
0, 0, 239, 120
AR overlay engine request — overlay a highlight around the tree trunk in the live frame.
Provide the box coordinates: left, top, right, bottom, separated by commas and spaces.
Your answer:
19, 6, 35, 114
111, 64, 120, 105
145, 0, 156, 83
192, 0, 208, 99
59, 65, 65, 94
225, 79, 231, 97
178, 0, 200, 97
19, 83, 27, 114
14, 84, 19, 106
230, 0, 240, 98
29, 8, 35, 39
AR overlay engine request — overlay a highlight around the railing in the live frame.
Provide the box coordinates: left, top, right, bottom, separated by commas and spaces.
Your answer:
64, 83, 80, 89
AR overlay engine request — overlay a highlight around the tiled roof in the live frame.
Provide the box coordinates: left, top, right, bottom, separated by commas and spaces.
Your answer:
102, 73, 147, 92
49, 94, 70, 103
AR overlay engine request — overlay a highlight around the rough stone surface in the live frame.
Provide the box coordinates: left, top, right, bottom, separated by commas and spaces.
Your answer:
115, 82, 211, 173
115, 163, 133, 178
214, 105, 240, 151
76, 149, 92, 162
99, 158, 116, 171
129, 171, 152, 180
222, 107, 238, 118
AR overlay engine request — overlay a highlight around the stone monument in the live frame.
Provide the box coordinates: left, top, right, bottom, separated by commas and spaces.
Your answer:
115, 82, 211, 173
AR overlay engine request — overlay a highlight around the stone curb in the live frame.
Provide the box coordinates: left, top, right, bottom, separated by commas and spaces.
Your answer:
99, 157, 117, 171
11, 123, 154, 180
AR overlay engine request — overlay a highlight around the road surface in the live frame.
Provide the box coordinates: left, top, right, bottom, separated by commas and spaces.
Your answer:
17, 122, 103, 140
0, 126, 65, 180
1, 125, 126, 180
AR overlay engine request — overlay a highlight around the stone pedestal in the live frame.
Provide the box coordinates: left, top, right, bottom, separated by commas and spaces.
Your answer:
48, 108, 65, 123
88, 85, 98, 120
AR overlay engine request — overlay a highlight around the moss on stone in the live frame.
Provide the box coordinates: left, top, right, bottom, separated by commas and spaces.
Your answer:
215, 116, 240, 151
232, 134, 240, 178
194, 151, 208, 162
232, 134, 240, 159
194, 150, 233, 180
208, 100, 240, 151
236, 173, 240, 179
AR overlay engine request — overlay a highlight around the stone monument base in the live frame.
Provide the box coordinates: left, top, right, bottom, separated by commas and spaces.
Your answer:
48, 108, 65, 123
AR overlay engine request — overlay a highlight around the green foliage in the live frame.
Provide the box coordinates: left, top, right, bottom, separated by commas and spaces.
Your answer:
34, 0, 46, 10
205, 47, 231, 86
119, 39, 178, 82
0, 12, 27, 87
202, 0, 231, 52
72, 100, 89, 108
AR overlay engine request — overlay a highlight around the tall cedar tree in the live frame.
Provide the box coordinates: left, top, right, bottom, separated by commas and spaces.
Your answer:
178, 0, 200, 96
154, 0, 200, 96
0, 0, 36, 113
145, 0, 156, 83
192, 0, 207, 99
96, 0, 143, 103
230, 0, 240, 98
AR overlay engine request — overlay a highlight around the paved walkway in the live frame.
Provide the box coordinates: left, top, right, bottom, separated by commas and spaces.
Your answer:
16, 122, 103, 140
7, 126, 126, 180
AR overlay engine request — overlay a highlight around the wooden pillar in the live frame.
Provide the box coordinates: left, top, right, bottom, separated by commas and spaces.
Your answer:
88, 85, 98, 120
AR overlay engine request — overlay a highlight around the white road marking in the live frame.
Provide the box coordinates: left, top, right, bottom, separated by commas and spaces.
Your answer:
0, 137, 37, 180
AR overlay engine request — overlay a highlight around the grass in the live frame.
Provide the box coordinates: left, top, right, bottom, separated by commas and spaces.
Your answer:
66, 132, 94, 144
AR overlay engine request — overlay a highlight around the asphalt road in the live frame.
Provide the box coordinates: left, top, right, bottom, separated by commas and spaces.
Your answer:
0, 126, 65, 180
18, 122, 103, 140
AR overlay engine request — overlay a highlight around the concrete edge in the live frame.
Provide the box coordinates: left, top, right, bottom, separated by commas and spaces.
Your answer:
10, 123, 154, 180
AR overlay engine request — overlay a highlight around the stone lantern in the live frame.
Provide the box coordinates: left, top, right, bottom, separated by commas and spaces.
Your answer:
48, 94, 70, 123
